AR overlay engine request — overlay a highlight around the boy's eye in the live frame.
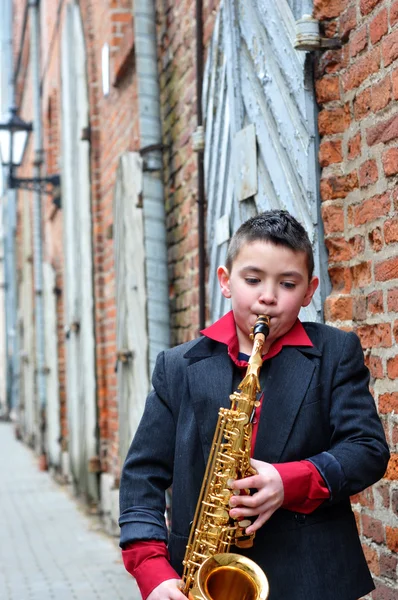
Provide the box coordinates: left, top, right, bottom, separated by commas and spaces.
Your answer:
281, 281, 296, 289
245, 277, 260, 285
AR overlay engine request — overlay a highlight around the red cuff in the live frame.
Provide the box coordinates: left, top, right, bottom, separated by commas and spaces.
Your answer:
122, 540, 180, 599
273, 460, 330, 514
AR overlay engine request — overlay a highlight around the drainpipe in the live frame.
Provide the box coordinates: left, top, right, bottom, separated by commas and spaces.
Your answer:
133, 0, 170, 372
29, 0, 47, 457
195, 0, 206, 331
1, 0, 19, 419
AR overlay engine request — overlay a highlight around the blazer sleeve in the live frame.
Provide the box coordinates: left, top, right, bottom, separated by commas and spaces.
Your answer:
119, 350, 175, 547
307, 331, 390, 503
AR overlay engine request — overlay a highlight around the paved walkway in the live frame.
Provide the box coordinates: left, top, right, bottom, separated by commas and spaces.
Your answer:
0, 422, 141, 600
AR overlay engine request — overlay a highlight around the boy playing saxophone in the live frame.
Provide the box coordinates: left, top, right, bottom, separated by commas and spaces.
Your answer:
119, 210, 389, 600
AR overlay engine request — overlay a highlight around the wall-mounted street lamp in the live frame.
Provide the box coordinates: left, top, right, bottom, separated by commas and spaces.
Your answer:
0, 107, 61, 206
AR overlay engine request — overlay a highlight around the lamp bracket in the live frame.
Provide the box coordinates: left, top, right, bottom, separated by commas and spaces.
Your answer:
9, 173, 61, 199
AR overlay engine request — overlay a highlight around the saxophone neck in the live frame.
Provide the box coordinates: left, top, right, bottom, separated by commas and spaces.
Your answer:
238, 315, 270, 392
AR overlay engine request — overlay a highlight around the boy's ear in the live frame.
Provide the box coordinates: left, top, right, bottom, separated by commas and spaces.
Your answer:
217, 266, 231, 299
302, 276, 319, 307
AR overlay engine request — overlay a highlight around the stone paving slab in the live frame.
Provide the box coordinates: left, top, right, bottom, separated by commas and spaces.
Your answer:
0, 422, 141, 600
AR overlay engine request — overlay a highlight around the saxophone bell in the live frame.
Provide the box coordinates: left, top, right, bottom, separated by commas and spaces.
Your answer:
193, 553, 269, 600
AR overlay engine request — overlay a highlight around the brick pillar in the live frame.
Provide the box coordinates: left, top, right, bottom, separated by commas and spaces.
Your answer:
314, 0, 398, 595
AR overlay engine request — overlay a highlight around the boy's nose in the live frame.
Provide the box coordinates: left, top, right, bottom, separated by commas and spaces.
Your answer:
259, 287, 276, 305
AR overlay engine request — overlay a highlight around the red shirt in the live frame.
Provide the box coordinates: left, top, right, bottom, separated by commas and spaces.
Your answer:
122, 312, 329, 598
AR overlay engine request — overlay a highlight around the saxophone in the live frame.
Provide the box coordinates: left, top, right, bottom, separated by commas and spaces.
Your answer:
182, 315, 271, 600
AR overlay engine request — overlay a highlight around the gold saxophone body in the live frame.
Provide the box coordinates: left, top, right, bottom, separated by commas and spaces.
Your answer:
181, 315, 271, 600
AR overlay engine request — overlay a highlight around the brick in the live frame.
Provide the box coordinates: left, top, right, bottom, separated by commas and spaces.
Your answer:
341, 48, 380, 91
359, 159, 378, 187
382, 148, 398, 176
348, 132, 361, 160
382, 30, 398, 67
376, 482, 391, 509
326, 237, 355, 263
362, 514, 385, 544
349, 234, 365, 257
367, 113, 398, 146
387, 288, 398, 311
324, 295, 353, 321
369, 227, 384, 251
369, 8, 388, 45
367, 290, 384, 314
391, 1, 398, 27
353, 295, 366, 321
351, 261, 372, 287
350, 25, 368, 57
384, 219, 398, 244
321, 202, 344, 233
356, 323, 392, 348
328, 266, 352, 293
373, 583, 398, 600
379, 552, 398, 581
360, 0, 382, 15
340, 5, 357, 42
318, 104, 351, 135
363, 544, 380, 576
393, 489, 398, 516
371, 76, 392, 112
320, 171, 358, 200
315, 76, 340, 103
375, 256, 398, 281
316, 49, 347, 76
386, 524, 398, 551
387, 354, 398, 379
354, 87, 372, 120
351, 486, 375, 509
350, 193, 391, 226
323, 20, 338, 39
379, 392, 398, 413
365, 354, 383, 378
392, 68, 398, 100
319, 140, 343, 167
314, 0, 348, 19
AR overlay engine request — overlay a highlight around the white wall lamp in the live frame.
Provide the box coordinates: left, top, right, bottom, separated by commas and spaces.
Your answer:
0, 107, 61, 205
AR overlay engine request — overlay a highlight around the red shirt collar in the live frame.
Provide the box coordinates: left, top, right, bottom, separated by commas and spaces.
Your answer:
201, 310, 313, 367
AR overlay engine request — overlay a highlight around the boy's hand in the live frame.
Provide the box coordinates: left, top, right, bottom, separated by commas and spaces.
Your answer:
229, 459, 284, 534
146, 579, 186, 600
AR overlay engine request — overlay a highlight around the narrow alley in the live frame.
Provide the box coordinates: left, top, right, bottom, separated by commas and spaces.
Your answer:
0, 422, 140, 600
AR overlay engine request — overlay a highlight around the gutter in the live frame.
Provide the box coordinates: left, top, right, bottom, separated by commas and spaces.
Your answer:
133, 0, 170, 373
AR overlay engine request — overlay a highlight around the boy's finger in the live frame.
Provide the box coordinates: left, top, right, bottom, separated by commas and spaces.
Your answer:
230, 474, 258, 489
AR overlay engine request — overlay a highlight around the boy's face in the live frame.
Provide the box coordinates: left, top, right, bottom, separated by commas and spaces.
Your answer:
217, 240, 319, 354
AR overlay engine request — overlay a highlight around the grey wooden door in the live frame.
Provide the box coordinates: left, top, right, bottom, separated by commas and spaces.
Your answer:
19, 192, 37, 446
43, 262, 61, 469
204, 0, 324, 323
61, 3, 97, 502
113, 152, 150, 464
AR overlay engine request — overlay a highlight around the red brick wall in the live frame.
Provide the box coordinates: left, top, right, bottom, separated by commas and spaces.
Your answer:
156, 0, 220, 345
314, 0, 398, 594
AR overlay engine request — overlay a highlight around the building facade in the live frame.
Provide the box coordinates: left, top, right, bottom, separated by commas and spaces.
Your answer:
1, 0, 397, 595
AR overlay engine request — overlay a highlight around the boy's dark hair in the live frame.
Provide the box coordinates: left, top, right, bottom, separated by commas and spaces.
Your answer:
226, 209, 314, 279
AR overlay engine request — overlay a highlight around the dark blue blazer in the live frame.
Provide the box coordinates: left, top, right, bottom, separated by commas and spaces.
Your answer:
119, 322, 390, 600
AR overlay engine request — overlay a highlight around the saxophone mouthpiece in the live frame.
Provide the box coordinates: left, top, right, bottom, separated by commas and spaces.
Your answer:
250, 315, 271, 340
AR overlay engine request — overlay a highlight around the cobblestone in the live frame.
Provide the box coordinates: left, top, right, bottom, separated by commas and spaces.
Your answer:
0, 423, 140, 599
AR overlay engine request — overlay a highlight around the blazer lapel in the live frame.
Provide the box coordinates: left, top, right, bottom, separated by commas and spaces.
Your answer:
254, 346, 319, 463
187, 347, 234, 464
